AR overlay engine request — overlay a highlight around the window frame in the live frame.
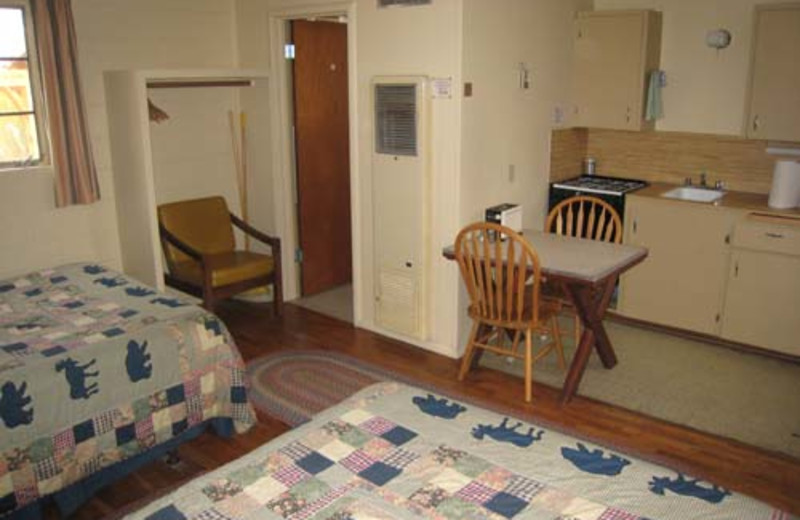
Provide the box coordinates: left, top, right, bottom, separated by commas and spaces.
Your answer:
0, 0, 49, 170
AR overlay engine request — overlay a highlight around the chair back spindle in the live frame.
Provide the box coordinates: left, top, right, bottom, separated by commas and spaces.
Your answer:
454, 223, 542, 329
546, 196, 623, 244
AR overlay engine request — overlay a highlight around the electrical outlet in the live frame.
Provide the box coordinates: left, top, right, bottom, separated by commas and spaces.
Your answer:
553, 105, 565, 125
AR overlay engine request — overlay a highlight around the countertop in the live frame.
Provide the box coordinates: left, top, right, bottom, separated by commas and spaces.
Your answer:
630, 182, 800, 218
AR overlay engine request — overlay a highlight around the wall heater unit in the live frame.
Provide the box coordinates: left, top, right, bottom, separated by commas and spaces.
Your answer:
372, 76, 430, 339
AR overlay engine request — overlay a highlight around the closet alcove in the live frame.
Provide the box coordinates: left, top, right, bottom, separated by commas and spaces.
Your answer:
104, 69, 271, 290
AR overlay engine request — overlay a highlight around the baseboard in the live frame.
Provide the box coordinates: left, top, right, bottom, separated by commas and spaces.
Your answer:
605, 311, 800, 365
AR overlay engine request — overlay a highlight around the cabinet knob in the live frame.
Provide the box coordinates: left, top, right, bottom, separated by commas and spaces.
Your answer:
752, 115, 760, 132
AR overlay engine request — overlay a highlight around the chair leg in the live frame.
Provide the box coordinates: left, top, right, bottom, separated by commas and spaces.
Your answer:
458, 321, 481, 382
509, 330, 522, 355
273, 282, 283, 317
524, 328, 533, 403
573, 312, 581, 348
551, 316, 566, 371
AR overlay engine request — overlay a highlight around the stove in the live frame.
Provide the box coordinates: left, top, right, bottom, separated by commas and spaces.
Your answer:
548, 175, 648, 223
551, 175, 648, 197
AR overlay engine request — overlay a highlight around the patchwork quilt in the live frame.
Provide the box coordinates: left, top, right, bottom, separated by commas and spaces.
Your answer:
0, 264, 256, 516
126, 382, 794, 520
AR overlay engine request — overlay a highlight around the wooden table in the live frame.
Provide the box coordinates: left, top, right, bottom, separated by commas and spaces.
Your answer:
443, 229, 648, 404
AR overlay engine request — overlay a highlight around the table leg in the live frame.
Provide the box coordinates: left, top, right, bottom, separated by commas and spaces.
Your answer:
561, 276, 619, 404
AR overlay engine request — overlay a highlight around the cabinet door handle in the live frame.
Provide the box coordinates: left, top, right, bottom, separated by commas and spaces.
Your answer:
752, 115, 760, 132
734, 261, 739, 277
765, 232, 784, 239
632, 219, 637, 234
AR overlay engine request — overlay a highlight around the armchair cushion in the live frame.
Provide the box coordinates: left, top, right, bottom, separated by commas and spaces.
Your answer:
158, 197, 236, 265
170, 252, 275, 288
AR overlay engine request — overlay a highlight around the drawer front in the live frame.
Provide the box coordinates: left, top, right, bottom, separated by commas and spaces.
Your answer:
732, 215, 800, 256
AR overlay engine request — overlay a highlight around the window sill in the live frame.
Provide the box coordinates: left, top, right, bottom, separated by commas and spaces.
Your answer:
1, 164, 53, 175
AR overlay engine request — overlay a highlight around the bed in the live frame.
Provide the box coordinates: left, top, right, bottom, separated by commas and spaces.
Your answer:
124, 382, 794, 520
0, 263, 256, 518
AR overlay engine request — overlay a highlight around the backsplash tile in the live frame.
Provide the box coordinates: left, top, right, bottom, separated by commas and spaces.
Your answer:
550, 128, 797, 194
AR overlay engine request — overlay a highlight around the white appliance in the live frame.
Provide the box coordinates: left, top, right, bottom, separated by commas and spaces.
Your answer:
371, 76, 430, 339
485, 203, 523, 233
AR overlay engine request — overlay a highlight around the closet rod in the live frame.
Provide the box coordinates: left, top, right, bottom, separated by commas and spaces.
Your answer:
147, 79, 254, 89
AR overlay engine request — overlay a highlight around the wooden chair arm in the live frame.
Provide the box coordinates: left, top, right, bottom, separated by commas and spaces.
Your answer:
229, 213, 281, 251
158, 223, 204, 262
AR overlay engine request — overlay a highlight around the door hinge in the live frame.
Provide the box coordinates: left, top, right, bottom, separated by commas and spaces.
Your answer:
295, 248, 304, 263
284, 43, 296, 60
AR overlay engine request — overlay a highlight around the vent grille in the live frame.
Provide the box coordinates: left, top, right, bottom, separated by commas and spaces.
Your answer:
376, 267, 419, 336
375, 84, 417, 156
378, 0, 431, 7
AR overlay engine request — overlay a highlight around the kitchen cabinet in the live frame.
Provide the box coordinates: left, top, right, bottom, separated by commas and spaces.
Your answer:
572, 10, 661, 131
745, 4, 800, 142
721, 215, 800, 356
618, 196, 736, 335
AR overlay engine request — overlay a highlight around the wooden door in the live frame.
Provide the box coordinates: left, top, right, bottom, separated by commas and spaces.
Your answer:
618, 197, 736, 335
746, 5, 800, 141
292, 19, 352, 296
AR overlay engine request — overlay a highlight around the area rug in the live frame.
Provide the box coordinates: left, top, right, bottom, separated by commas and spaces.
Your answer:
247, 350, 416, 426
480, 319, 800, 459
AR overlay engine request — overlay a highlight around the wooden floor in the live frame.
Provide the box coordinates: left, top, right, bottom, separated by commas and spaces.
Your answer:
68, 301, 800, 518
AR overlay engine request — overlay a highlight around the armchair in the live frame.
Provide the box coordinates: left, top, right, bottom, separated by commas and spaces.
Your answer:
157, 196, 282, 315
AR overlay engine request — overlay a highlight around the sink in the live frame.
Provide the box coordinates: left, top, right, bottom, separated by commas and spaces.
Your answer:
661, 186, 725, 203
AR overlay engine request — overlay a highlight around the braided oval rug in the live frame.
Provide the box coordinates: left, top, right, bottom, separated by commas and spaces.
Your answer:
247, 350, 419, 427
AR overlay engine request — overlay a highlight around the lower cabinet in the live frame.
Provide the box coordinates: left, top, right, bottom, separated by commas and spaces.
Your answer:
618, 196, 736, 335
720, 218, 800, 356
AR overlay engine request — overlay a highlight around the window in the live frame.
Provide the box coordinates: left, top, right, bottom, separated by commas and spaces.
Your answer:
0, 1, 46, 168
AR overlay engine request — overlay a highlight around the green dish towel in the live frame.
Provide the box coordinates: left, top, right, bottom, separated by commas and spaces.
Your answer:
645, 70, 664, 121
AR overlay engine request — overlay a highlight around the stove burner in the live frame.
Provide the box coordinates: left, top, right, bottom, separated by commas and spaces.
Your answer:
552, 175, 648, 196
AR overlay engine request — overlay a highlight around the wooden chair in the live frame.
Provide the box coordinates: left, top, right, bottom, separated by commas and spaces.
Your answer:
157, 196, 282, 315
455, 222, 565, 403
545, 196, 622, 345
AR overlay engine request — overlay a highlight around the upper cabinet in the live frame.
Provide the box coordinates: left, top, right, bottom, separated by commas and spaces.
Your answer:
572, 10, 662, 131
746, 4, 800, 142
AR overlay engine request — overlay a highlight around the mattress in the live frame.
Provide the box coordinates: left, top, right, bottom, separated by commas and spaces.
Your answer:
124, 381, 794, 520
0, 263, 256, 517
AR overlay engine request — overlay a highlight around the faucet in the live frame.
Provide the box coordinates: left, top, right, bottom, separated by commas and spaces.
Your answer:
699, 172, 708, 187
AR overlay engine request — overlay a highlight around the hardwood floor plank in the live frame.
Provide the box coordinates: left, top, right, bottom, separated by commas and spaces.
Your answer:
64, 301, 799, 518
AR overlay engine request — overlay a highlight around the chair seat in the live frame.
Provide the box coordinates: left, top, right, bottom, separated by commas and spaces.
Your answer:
170, 251, 275, 288
467, 291, 562, 325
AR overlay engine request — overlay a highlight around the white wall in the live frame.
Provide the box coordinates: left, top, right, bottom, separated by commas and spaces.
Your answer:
234, 0, 464, 356
457, 0, 590, 351
460, 0, 589, 229
594, 0, 769, 136
0, 0, 239, 279
356, 1, 463, 355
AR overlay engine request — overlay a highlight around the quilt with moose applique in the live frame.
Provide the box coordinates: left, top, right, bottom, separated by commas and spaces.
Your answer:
125, 382, 794, 520
0, 263, 256, 517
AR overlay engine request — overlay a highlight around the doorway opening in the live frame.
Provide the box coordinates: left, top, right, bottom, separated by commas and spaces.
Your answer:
288, 17, 354, 322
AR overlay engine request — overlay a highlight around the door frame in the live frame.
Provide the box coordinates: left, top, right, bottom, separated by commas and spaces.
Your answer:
268, 2, 362, 322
